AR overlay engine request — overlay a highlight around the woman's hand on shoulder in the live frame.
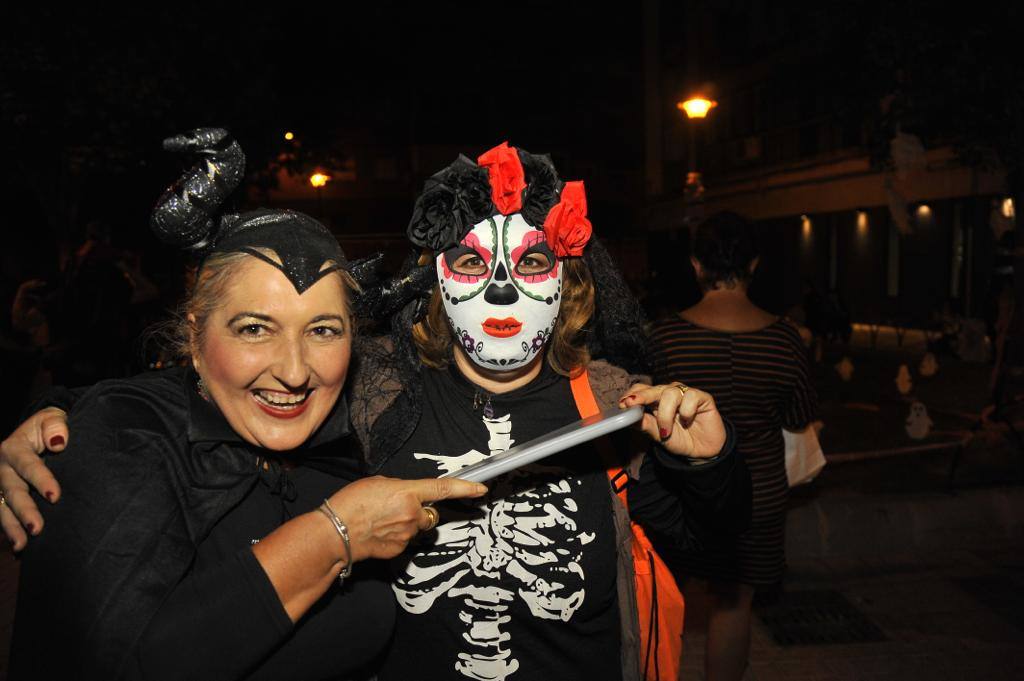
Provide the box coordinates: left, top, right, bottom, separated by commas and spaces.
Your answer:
330, 476, 487, 563
0, 407, 70, 549
619, 382, 727, 459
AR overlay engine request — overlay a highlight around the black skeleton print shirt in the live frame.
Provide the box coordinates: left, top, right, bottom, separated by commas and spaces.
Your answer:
377, 361, 744, 681
378, 362, 619, 681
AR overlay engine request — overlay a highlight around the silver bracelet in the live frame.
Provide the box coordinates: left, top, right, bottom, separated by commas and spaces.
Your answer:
319, 499, 353, 583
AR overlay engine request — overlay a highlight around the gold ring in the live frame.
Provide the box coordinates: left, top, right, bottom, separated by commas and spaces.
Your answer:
422, 505, 440, 532
670, 383, 689, 401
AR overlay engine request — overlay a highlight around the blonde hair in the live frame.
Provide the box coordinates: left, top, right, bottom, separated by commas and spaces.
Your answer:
412, 256, 594, 377
153, 249, 359, 360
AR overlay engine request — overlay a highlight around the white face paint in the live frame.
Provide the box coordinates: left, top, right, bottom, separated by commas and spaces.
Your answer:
437, 214, 563, 371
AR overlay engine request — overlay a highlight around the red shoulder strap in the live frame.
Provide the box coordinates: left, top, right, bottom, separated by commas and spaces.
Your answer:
569, 369, 601, 418
569, 370, 630, 510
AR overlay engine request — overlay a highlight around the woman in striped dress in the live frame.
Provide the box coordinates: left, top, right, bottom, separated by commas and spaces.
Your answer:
649, 211, 818, 681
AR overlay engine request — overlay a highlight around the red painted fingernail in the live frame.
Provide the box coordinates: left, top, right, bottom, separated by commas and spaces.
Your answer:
26, 522, 36, 534
50, 436, 65, 448
45, 491, 55, 503
659, 428, 670, 439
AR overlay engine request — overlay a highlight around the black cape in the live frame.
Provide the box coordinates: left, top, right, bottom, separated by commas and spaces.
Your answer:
9, 366, 356, 679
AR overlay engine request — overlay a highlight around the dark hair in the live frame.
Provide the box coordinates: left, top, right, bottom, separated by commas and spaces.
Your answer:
692, 211, 759, 289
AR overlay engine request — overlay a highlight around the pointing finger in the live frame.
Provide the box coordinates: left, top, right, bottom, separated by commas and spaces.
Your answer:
410, 478, 488, 504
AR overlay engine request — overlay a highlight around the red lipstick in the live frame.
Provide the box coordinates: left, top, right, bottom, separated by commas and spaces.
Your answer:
482, 317, 523, 338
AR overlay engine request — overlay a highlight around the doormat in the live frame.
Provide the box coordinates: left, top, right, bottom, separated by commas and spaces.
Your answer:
755, 589, 887, 646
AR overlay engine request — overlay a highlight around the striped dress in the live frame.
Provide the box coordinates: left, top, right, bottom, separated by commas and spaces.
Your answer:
649, 316, 818, 586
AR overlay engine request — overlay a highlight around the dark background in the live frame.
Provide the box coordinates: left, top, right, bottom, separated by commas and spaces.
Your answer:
1, 9, 1023, 680
1, 2, 1020, 404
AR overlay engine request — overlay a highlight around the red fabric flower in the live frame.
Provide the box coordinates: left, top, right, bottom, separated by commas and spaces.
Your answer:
543, 181, 593, 257
477, 142, 526, 215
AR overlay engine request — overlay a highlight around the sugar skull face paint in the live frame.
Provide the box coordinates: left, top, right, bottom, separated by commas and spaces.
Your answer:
438, 213, 562, 371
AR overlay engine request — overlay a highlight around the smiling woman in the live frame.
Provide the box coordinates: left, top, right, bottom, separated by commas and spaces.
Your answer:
7, 129, 487, 681
187, 254, 355, 450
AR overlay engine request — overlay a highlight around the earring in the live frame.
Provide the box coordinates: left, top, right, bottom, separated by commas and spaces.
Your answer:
196, 376, 211, 400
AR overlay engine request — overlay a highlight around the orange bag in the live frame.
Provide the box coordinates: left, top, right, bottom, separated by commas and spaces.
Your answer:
570, 372, 685, 681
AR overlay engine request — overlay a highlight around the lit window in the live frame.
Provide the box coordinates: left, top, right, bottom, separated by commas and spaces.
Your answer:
856, 210, 869, 236
1002, 197, 1015, 219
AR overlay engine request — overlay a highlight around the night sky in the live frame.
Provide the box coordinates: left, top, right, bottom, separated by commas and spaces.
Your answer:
1, 7, 644, 172
1, 5, 649, 265
2, 3, 1020, 269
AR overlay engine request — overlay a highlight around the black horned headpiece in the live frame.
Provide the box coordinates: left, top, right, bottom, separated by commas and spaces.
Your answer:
150, 127, 349, 294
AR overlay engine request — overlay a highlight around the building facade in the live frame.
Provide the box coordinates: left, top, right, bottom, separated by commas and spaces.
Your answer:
645, 0, 1014, 332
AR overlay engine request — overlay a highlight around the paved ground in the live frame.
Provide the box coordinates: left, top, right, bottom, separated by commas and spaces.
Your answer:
680, 541, 1024, 681
677, 327, 1024, 680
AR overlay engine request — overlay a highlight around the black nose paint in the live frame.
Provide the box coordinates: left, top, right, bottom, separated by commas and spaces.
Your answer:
485, 263, 519, 305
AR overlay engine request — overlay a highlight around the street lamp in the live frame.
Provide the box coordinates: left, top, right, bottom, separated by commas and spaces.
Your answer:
309, 172, 331, 218
677, 97, 717, 120
676, 95, 717, 219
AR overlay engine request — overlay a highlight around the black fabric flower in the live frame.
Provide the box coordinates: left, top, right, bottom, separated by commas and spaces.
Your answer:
407, 155, 493, 252
519, 150, 563, 228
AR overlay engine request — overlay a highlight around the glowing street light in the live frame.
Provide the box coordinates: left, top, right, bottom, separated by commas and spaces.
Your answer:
677, 97, 718, 119
676, 95, 717, 221
284, 131, 295, 141
310, 172, 331, 219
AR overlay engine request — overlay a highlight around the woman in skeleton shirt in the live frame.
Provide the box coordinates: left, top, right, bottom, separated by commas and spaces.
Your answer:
358, 143, 751, 681
1, 142, 751, 681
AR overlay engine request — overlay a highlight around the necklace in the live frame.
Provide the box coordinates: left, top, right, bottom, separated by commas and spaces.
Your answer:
472, 389, 495, 419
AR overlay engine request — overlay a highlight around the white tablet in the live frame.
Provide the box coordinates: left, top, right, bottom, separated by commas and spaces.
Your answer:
440, 406, 644, 483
